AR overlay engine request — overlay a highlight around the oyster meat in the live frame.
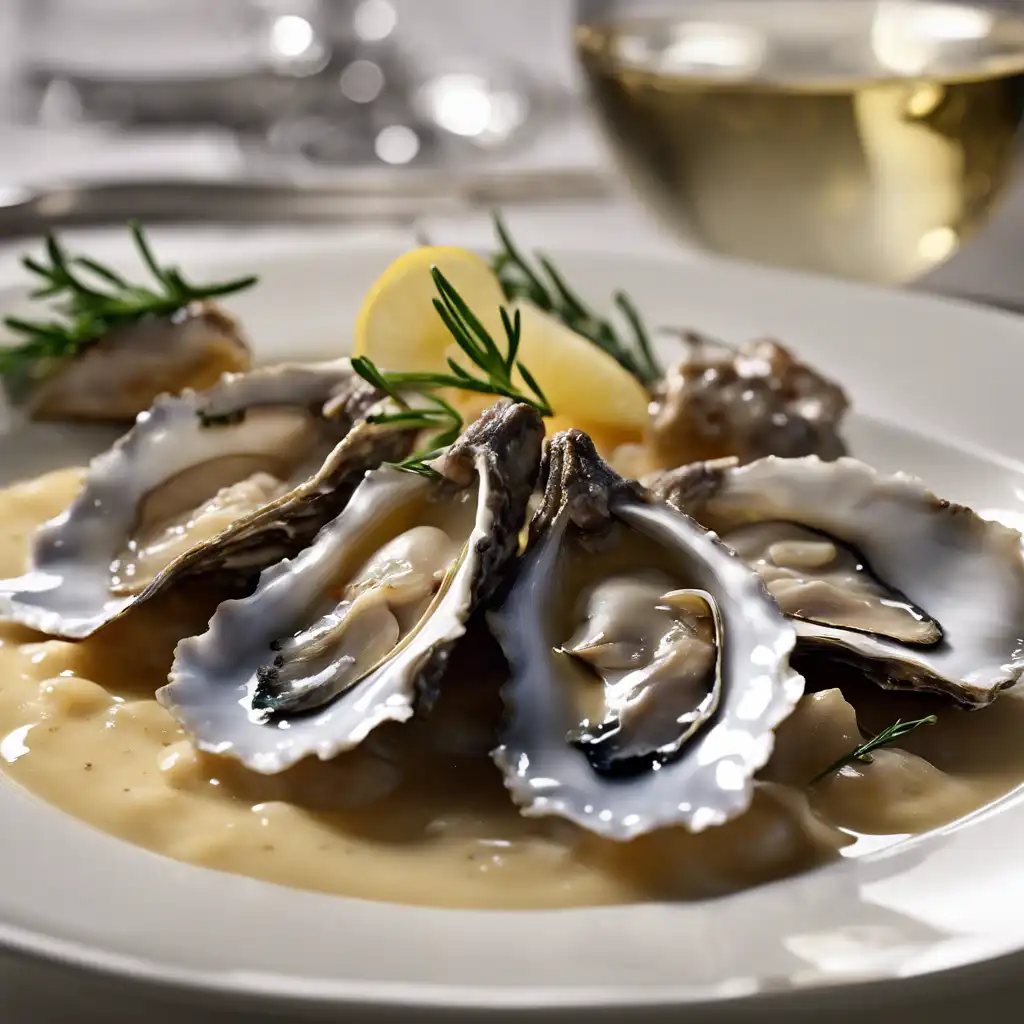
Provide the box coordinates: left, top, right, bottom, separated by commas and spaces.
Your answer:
489, 430, 802, 839
0, 360, 409, 638
654, 456, 1024, 705
561, 573, 723, 775
160, 401, 544, 773
646, 333, 849, 468
25, 302, 252, 423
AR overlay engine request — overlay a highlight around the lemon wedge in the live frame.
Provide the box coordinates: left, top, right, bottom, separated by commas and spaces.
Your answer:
444, 301, 650, 434
353, 246, 506, 373
354, 245, 651, 441
511, 302, 650, 433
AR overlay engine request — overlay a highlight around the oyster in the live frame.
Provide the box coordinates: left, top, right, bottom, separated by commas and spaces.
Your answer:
160, 401, 544, 773
0, 360, 407, 639
560, 574, 723, 775
653, 456, 1024, 706
646, 333, 848, 468
25, 302, 252, 423
489, 431, 802, 839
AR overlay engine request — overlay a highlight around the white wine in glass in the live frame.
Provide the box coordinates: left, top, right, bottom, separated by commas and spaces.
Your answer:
575, 1, 1024, 283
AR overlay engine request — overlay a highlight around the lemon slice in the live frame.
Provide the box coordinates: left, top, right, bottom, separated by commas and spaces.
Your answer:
354, 245, 652, 442
515, 302, 650, 433
445, 301, 650, 434
353, 246, 507, 373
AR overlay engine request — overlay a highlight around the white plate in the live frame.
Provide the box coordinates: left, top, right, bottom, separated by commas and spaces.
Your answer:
2, 237, 1024, 1020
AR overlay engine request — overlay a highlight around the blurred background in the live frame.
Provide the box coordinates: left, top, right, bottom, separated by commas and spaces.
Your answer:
0, 1, 581, 187
0, 0, 1021, 297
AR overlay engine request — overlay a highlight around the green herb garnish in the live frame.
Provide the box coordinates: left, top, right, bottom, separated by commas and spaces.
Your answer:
198, 409, 247, 429
1, 221, 258, 380
352, 266, 553, 478
490, 212, 661, 387
809, 714, 938, 786
350, 359, 464, 478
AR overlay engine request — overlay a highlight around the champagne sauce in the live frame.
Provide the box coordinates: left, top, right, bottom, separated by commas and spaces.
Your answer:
1, 468, 1023, 908
577, 1, 1024, 283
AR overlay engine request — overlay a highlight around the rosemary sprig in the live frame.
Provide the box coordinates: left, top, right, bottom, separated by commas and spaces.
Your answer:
351, 266, 554, 478
197, 409, 247, 429
489, 212, 661, 387
371, 394, 464, 477
352, 357, 465, 478
355, 267, 552, 416
0, 221, 258, 379
809, 714, 938, 786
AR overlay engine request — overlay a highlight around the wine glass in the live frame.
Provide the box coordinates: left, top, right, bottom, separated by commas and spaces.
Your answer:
574, 0, 1024, 284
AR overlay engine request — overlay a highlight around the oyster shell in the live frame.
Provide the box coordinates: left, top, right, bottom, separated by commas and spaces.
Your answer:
647, 333, 848, 468
489, 431, 802, 839
160, 401, 544, 773
653, 456, 1024, 706
25, 302, 252, 423
0, 360, 407, 639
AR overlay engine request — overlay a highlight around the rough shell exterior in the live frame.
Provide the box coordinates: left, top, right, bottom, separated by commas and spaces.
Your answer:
0, 360, 399, 638
652, 455, 1024, 706
489, 431, 803, 840
160, 401, 545, 773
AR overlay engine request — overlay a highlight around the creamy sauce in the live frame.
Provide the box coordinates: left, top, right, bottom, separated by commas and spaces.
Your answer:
1, 469, 1023, 908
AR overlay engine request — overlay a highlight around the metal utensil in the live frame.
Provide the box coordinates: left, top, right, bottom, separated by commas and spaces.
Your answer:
0, 169, 617, 238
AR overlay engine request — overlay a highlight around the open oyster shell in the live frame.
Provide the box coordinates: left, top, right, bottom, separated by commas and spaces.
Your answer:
25, 301, 252, 424
489, 431, 802, 840
160, 401, 544, 774
653, 456, 1024, 706
0, 359, 408, 639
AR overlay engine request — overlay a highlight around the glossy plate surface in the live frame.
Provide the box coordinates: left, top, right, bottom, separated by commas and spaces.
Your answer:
1, 236, 1023, 1016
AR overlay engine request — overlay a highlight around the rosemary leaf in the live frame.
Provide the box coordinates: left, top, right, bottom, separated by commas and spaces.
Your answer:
75, 256, 130, 289
130, 219, 171, 289
198, 409, 247, 429
492, 213, 551, 307
614, 290, 660, 383
0, 221, 258, 386
515, 362, 550, 414
536, 253, 589, 320
489, 212, 662, 387
350, 264, 555, 477
432, 268, 504, 370
501, 306, 521, 373
809, 714, 938, 786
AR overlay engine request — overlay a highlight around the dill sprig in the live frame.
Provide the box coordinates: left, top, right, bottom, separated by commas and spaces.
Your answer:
352, 266, 554, 478
489, 212, 661, 387
0, 220, 258, 379
809, 714, 938, 786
